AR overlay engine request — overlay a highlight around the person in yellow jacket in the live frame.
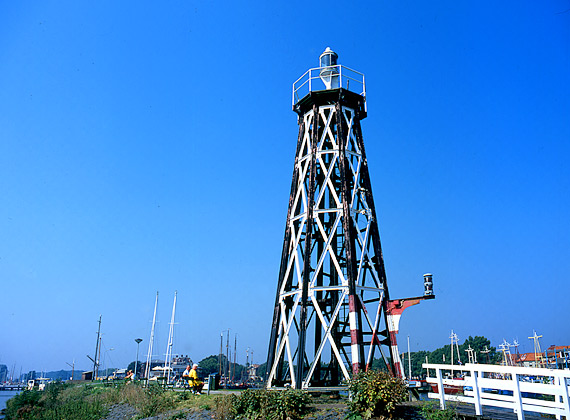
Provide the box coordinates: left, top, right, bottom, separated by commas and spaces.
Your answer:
182, 364, 204, 394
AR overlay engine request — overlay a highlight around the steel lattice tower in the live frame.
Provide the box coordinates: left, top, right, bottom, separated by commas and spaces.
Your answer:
266, 48, 400, 389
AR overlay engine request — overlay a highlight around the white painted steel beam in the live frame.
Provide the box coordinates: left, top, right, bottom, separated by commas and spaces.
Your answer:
267, 96, 392, 389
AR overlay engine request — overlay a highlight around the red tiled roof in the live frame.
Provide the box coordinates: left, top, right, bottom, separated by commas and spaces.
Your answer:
547, 345, 570, 351
512, 352, 538, 362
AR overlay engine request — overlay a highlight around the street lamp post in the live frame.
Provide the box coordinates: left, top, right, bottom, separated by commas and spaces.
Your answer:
134, 338, 143, 379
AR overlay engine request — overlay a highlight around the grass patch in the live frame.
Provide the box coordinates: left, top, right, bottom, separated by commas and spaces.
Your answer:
5, 382, 107, 420
420, 400, 459, 420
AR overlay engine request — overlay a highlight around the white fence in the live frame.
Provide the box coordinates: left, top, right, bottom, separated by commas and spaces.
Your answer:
423, 363, 570, 420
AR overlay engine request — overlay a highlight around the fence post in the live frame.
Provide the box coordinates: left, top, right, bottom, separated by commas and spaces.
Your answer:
436, 367, 446, 409
512, 373, 525, 420
557, 373, 570, 419
471, 365, 482, 416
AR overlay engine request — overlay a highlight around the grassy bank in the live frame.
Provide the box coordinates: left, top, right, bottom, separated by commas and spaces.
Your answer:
3, 381, 213, 420
4, 371, 424, 420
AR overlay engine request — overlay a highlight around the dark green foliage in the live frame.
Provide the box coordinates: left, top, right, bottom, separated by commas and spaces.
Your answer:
127, 361, 144, 376
420, 400, 458, 420
214, 388, 310, 420
5, 389, 42, 419
401, 335, 502, 378
370, 357, 388, 371
255, 362, 267, 379
273, 388, 311, 419
4, 382, 106, 420
198, 354, 247, 381
347, 370, 407, 420
199, 355, 224, 376
231, 389, 261, 418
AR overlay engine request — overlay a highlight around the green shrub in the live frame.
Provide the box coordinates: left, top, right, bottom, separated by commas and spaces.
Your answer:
347, 370, 407, 419
420, 400, 458, 420
232, 389, 261, 418
214, 388, 310, 420
5, 390, 43, 419
134, 384, 177, 418
273, 388, 311, 420
4, 383, 106, 420
213, 394, 236, 420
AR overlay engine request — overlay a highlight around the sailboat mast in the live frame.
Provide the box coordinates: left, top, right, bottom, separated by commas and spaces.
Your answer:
226, 330, 230, 386
145, 292, 159, 380
164, 291, 177, 383
93, 315, 102, 380
219, 332, 223, 377
233, 334, 237, 383
407, 335, 412, 379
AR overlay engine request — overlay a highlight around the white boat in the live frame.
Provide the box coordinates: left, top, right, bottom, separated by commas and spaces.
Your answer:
27, 377, 51, 391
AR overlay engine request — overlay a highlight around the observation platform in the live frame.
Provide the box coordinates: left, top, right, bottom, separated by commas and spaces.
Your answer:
293, 88, 367, 118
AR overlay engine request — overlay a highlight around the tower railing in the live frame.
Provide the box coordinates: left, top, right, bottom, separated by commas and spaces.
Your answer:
292, 65, 366, 107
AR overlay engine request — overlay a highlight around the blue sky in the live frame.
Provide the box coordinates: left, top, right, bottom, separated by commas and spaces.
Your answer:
0, 1, 569, 374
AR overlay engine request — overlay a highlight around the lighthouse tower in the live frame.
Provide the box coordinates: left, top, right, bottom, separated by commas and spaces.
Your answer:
265, 48, 400, 389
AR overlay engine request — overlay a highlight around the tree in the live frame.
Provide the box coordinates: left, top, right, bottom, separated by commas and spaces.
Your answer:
401, 335, 503, 378
461, 336, 501, 364
198, 355, 223, 376
370, 357, 389, 371
198, 354, 248, 382
127, 361, 143, 376
256, 362, 267, 379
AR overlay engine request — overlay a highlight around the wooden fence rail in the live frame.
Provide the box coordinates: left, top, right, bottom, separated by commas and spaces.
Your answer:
423, 363, 570, 420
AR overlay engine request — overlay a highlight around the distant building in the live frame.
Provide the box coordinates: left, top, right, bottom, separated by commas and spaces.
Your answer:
512, 352, 539, 368
247, 364, 261, 381
171, 355, 193, 378
140, 360, 165, 378
111, 369, 127, 380
513, 346, 570, 369
0, 364, 7, 382
546, 345, 570, 369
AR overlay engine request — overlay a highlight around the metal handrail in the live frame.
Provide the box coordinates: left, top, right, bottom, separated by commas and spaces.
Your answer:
292, 64, 366, 107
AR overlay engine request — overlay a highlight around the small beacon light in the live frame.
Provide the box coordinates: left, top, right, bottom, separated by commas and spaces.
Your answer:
423, 273, 434, 296
319, 47, 339, 90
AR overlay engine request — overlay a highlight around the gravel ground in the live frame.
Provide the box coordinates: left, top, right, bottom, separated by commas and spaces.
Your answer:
101, 402, 349, 420
102, 403, 214, 420
102, 402, 420, 420
102, 404, 139, 420
304, 406, 349, 420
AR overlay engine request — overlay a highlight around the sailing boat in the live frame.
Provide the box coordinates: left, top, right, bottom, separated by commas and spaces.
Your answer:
163, 291, 177, 383
144, 292, 159, 381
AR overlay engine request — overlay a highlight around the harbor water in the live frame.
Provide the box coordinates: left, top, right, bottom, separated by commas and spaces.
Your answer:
0, 390, 20, 418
